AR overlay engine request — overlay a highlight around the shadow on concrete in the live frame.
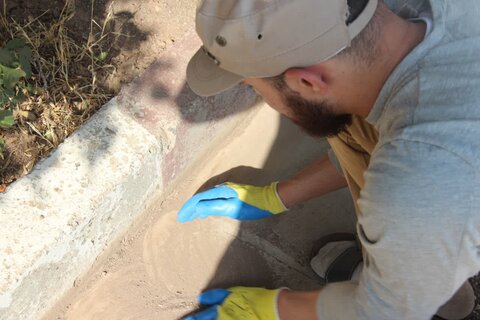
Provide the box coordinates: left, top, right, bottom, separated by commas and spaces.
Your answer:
174, 82, 256, 122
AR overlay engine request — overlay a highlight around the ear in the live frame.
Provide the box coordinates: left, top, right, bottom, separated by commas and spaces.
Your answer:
284, 66, 328, 98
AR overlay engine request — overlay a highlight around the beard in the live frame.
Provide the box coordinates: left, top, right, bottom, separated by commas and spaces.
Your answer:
283, 92, 352, 138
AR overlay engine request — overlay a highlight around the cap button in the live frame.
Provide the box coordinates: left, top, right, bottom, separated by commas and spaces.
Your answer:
215, 35, 227, 47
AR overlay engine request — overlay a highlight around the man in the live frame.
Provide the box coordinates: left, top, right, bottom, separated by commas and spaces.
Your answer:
177, 0, 480, 319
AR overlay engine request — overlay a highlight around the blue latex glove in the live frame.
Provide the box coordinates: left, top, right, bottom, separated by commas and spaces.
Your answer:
177, 182, 287, 222
184, 287, 281, 320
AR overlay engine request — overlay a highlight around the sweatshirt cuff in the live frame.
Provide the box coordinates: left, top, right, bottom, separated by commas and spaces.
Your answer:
316, 282, 359, 320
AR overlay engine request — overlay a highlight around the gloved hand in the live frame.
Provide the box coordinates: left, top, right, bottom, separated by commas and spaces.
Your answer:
184, 287, 282, 320
177, 182, 288, 222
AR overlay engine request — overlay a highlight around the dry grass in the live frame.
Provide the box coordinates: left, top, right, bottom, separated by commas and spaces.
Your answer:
0, 0, 117, 184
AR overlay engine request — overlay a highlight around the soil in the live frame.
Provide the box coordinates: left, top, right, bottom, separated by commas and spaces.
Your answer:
0, 0, 196, 186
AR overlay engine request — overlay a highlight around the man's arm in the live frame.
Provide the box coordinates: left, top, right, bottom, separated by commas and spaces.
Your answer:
312, 140, 479, 320
278, 289, 321, 320
279, 140, 480, 320
178, 153, 347, 222
277, 154, 347, 208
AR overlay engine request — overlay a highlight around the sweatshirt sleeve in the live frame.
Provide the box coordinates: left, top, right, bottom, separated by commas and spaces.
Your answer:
316, 139, 480, 320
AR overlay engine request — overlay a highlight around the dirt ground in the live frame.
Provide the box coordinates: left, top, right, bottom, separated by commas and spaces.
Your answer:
1, 0, 196, 185
6, 0, 196, 89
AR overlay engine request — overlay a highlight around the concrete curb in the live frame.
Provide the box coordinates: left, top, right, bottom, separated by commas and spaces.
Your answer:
0, 31, 257, 320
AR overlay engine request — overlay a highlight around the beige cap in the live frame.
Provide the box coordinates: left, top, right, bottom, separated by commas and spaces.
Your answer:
187, 0, 378, 96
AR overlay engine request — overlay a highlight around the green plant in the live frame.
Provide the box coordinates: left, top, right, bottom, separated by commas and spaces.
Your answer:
0, 0, 117, 182
0, 38, 32, 158
0, 137, 5, 161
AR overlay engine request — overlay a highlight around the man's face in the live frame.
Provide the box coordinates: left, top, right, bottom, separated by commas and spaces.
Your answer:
244, 78, 352, 138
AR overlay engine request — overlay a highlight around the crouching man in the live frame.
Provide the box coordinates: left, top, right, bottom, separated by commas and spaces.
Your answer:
178, 0, 480, 319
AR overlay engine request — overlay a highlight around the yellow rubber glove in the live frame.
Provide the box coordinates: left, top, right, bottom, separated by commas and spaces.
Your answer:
224, 182, 287, 214
184, 287, 282, 320
178, 182, 288, 222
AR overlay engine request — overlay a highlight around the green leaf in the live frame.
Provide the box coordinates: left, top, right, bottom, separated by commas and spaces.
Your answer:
5, 38, 26, 50
0, 48, 15, 67
17, 46, 32, 78
0, 91, 9, 106
0, 39, 32, 77
11, 91, 25, 104
4, 87, 15, 98
0, 110, 14, 128
0, 138, 5, 160
96, 51, 108, 62
0, 38, 32, 108
0, 65, 26, 89
25, 83, 34, 93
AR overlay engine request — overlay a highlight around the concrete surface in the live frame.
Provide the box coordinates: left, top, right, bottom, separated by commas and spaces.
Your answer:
43, 104, 356, 320
0, 30, 257, 320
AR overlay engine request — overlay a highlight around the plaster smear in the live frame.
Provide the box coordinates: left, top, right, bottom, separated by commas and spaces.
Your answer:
43, 104, 328, 320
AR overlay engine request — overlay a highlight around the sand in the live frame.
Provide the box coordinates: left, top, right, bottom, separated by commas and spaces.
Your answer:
43, 103, 355, 320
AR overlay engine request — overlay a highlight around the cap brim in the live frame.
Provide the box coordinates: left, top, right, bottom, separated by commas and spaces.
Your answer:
186, 48, 244, 97
347, 0, 378, 39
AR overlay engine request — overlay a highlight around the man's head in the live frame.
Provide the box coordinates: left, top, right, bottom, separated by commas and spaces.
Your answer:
187, 0, 379, 95
257, 0, 383, 137
187, 0, 385, 137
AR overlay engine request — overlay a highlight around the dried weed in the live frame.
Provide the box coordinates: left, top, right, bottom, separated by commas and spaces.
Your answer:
0, 0, 116, 184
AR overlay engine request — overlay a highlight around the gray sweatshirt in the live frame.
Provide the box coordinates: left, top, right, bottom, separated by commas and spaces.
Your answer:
317, 0, 480, 318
